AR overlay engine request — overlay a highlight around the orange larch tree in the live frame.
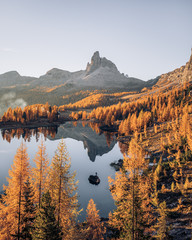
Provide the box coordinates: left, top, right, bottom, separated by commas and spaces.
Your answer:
0, 143, 31, 239
32, 139, 49, 207
84, 198, 106, 240
109, 137, 153, 239
48, 140, 80, 239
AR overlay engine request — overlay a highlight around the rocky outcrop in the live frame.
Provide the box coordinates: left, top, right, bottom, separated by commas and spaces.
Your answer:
182, 49, 192, 82
86, 51, 118, 75
110, 159, 123, 171
156, 50, 192, 87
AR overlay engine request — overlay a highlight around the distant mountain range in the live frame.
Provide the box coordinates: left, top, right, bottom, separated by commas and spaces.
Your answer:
0, 50, 191, 115
0, 51, 158, 104
0, 51, 158, 89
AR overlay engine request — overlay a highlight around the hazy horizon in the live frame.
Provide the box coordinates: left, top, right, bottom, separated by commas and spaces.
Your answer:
0, 0, 192, 80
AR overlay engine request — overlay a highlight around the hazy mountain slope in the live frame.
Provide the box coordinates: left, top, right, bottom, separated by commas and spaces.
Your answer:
0, 71, 36, 88
0, 50, 176, 114
0, 51, 149, 91
31, 68, 85, 88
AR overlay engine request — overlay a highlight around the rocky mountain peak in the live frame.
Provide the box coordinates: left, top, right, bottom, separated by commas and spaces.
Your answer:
189, 48, 192, 65
86, 51, 118, 75
91, 51, 101, 65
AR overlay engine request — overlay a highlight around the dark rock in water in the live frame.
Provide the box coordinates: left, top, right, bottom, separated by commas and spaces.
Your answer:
110, 159, 123, 171
88, 173, 100, 185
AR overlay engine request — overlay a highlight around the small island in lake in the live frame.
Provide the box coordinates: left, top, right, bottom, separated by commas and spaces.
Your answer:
88, 172, 100, 185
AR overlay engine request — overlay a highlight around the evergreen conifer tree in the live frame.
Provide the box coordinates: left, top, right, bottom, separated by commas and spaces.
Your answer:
154, 201, 169, 240
32, 191, 61, 240
20, 178, 35, 240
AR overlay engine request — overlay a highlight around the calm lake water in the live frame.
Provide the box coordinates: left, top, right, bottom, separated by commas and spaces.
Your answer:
0, 122, 124, 221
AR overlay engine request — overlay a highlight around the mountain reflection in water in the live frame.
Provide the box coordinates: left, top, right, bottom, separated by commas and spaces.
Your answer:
1, 121, 127, 161
0, 121, 127, 220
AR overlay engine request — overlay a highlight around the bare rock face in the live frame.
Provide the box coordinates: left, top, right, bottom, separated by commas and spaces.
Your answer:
86, 51, 118, 75
182, 49, 192, 82
156, 50, 192, 86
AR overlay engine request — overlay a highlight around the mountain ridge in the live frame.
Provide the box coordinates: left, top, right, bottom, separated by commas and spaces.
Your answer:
0, 51, 150, 88
154, 50, 192, 89
1, 50, 191, 113
0, 51, 157, 111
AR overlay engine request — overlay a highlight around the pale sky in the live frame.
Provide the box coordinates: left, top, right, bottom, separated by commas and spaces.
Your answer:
0, 0, 191, 80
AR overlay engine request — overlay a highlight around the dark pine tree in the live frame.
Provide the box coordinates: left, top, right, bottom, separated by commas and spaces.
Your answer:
21, 178, 35, 240
32, 191, 61, 240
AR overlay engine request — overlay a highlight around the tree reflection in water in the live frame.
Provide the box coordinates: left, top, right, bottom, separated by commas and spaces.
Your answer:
1, 126, 58, 143
1, 121, 129, 156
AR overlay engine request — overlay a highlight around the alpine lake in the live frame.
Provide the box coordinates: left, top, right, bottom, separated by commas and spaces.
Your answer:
0, 121, 127, 221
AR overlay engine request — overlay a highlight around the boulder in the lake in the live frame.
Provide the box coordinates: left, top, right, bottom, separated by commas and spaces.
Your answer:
110, 159, 123, 171
88, 172, 100, 185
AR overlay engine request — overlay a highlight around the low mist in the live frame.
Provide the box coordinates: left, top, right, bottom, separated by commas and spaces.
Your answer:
0, 92, 27, 117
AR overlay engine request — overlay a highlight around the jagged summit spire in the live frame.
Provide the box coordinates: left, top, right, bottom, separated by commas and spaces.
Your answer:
93, 51, 100, 58
190, 48, 192, 63
86, 51, 118, 75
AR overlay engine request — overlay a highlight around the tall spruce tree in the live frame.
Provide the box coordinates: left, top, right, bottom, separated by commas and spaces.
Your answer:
49, 139, 80, 239
20, 178, 35, 240
32, 191, 61, 240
